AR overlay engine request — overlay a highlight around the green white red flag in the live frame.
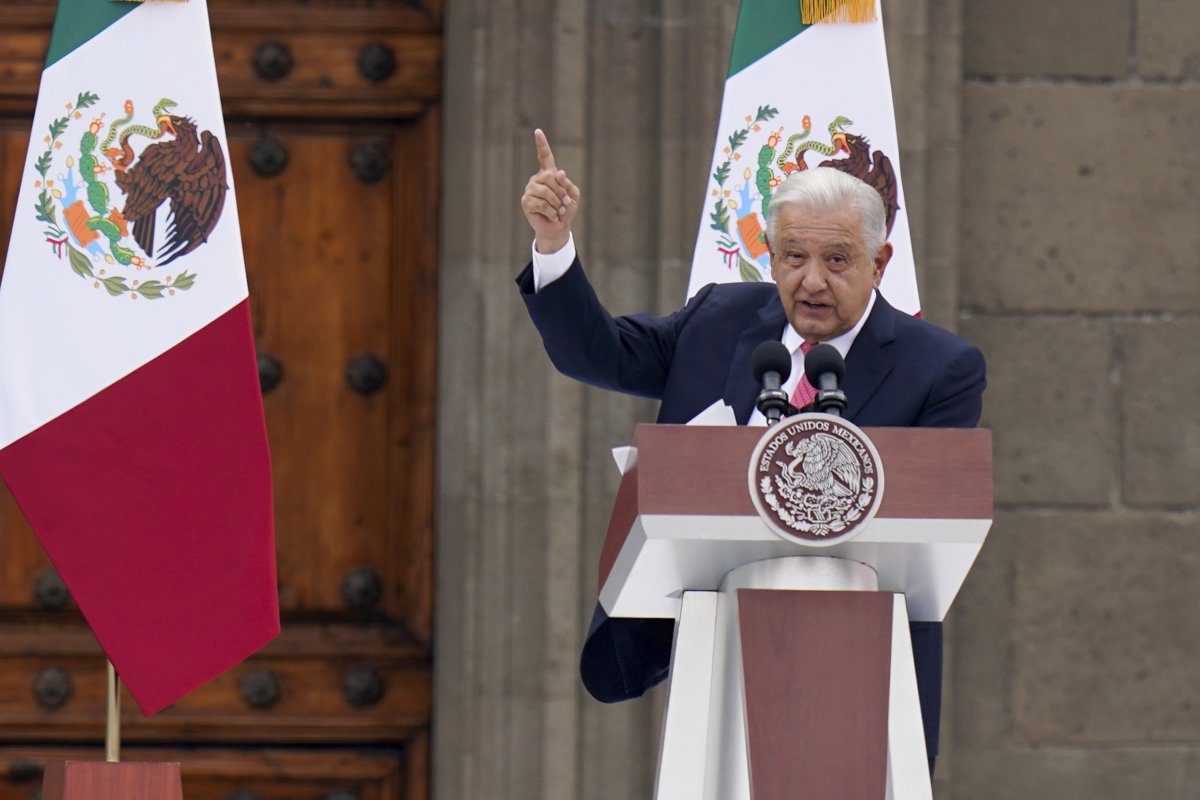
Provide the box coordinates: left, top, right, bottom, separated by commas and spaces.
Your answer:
688, 0, 920, 315
0, 0, 278, 714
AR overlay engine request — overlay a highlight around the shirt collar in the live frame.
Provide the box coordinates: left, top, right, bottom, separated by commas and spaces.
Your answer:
781, 289, 877, 358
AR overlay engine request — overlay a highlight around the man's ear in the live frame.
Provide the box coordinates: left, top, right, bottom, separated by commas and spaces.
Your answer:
763, 232, 773, 257
873, 242, 893, 287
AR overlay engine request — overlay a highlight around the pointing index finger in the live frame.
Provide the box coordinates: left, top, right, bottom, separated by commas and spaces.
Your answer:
534, 128, 557, 172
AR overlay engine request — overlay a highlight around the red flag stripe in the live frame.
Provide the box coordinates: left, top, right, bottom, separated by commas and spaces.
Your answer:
0, 300, 278, 714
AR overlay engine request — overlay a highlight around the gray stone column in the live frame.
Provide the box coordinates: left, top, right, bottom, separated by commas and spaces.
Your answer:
436, 2, 962, 798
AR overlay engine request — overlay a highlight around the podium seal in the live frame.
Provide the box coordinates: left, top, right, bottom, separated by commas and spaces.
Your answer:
748, 413, 885, 546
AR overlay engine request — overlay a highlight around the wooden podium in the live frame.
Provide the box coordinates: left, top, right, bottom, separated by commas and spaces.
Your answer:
598, 424, 992, 800
41, 762, 183, 800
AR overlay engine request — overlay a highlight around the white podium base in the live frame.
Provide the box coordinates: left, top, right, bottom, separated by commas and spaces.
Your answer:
653, 556, 932, 800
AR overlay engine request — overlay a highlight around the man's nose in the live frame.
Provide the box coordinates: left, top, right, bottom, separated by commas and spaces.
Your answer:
798, 264, 828, 292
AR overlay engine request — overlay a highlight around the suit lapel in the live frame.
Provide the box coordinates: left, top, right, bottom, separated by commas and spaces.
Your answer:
725, 293, 788, 424
722, 291, 898, 424
843, 292, 898, 420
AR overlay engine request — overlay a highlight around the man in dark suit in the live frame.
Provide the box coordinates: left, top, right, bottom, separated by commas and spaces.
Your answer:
517, 129, 985, 772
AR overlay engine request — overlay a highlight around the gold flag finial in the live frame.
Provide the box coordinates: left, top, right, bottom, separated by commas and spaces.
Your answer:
801, 0, 876, 24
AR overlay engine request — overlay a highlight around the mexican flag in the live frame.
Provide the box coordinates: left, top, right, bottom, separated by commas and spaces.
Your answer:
687, 0, 920, 316
0, 0, 278, 715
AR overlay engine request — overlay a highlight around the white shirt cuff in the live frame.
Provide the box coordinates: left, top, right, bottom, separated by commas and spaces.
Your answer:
531, 233, 577, 292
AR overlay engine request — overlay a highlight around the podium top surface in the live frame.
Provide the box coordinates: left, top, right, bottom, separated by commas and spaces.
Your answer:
598, 424, 993, 623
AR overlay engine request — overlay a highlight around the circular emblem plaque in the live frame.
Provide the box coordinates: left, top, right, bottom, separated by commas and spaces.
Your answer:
747, 413, 885, 546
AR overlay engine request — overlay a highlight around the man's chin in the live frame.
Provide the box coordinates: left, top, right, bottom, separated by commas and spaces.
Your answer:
789, 313, 839, 342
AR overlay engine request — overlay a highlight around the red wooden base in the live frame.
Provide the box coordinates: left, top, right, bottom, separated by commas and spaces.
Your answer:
41, 761, 183, 800
739, 590, 893, 800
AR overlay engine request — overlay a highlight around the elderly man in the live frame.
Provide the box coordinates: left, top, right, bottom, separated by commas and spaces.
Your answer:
517, 129, 985, 772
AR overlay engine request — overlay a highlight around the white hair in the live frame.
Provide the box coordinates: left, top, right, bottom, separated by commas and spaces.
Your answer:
765, 167, 887, 254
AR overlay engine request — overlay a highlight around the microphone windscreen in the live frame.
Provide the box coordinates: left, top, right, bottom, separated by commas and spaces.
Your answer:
751, 340, 792, 384
804, 343, 845, 384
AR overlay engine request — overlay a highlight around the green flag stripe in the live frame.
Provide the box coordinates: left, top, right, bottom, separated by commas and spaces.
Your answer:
727, 0, 812, 78
44, 0, 137, 70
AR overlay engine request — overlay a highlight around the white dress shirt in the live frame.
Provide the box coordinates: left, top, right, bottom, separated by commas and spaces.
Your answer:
530, 234, 579, 290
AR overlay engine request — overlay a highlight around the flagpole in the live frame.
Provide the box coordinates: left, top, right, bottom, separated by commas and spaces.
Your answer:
105, 660, 120, 763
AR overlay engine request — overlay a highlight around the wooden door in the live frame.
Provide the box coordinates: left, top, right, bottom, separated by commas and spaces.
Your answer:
0, 1, 439, 797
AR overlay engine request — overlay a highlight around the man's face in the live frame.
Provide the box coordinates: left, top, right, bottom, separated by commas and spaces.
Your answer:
768, 202, 892, 343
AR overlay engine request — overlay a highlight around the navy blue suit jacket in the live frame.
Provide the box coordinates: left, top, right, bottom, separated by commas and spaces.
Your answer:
517, 258, 986, 761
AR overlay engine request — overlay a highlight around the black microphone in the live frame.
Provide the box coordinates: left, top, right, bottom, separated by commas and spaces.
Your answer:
751, 340, 791, 426
804, 343, 848, 417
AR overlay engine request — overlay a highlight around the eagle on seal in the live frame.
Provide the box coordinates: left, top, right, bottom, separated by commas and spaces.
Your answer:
114, 115, 228, 268
781, 433, 862, 498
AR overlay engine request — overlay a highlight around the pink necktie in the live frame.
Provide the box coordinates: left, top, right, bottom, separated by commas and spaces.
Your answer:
789, 341, 816, 410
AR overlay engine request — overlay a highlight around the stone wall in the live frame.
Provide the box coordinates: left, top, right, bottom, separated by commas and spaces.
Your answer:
950, 0, 1200, 796
945, 0, 1200, 796
435, 0, 1200, 797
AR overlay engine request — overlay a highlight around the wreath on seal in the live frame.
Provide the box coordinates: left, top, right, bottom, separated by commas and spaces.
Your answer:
759, 474, 875, 537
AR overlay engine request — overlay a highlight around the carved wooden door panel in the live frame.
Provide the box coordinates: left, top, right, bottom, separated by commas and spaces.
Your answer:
0, 2, 439, 798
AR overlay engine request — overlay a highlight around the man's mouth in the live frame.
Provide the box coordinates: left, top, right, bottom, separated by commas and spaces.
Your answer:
800, 300, 831, 312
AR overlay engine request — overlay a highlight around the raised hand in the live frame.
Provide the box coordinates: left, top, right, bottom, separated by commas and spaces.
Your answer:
520, 128, 581, 254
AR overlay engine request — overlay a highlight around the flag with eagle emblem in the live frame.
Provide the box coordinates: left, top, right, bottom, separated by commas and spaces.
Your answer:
688, 0, 920, 316
0, 0, 278, 715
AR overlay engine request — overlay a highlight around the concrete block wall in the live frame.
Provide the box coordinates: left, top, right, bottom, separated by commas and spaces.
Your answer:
948, 0, 1200, 795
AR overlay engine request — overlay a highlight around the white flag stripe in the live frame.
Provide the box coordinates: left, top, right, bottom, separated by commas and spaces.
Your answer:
686, 12, 920, 316
0, 0, 247, 449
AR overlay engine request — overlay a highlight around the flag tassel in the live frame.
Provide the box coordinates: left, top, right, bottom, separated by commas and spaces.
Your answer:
800, 0, 876, 24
